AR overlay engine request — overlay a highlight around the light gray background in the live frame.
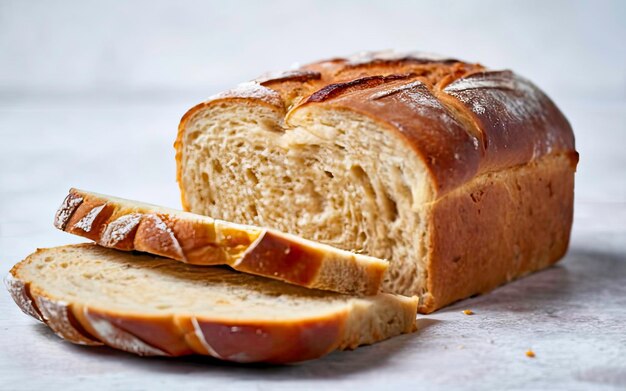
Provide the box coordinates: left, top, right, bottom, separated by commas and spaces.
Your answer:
1, 1, 625, 390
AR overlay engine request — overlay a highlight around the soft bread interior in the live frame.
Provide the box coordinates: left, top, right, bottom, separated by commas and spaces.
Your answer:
181, 103, 431, 296
14, 244, 411, 323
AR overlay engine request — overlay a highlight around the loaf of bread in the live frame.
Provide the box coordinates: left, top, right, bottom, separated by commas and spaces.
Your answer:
175, 51, 578, 313
6, 244, 417, 363
53, 188, 387, 295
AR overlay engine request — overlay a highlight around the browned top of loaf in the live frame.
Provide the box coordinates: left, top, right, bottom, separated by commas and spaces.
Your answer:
180, 51, 577, 195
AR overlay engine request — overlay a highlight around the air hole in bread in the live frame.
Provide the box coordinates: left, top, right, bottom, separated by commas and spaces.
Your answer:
391, 165, 412, 198
245, 169, 259, 185
248, 203, 259, 218
357, 231, 367, 245
211, 160, 223, 174
187, 131, 201, 142
261, 119, 284, 133
350, 165, 375, 200
382, 191, 399, 221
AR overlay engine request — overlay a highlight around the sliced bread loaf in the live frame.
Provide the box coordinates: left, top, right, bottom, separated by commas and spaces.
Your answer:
175, 51, 578, 312
6, 244, 417, 363
54, 188, 387, 295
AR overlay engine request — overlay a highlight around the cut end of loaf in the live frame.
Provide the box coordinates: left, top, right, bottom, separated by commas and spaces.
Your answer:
178, 101, 431, 297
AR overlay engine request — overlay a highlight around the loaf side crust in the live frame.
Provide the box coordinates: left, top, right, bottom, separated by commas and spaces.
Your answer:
55, 189, 387, 295
420, 152, 576, 313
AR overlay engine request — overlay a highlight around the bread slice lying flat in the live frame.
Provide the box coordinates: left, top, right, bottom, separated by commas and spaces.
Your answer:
6, 244, 417, 363
54, 188, 387, 295
175, 50, 578, 313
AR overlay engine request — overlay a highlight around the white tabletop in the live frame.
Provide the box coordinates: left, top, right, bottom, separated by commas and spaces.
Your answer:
1, 1, 625, 388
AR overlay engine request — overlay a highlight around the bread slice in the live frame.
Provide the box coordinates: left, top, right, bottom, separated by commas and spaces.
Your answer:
54, 188, 388, 295
6, 244, 417, 363
175, 51, 578, 313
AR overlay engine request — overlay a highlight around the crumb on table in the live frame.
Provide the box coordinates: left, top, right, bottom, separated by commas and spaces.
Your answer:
462, 309, 474, 315
526, 349, 536, 358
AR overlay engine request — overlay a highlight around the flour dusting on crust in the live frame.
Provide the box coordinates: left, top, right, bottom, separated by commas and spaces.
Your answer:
370, 80, 424, 100
208, 82, 283, 108
444, 73, 517, 92
84, 310, 167, 356
4, 274, 43, 322
256, 69, 321, 85
54, 193, 83, 230
443, 71, 567, 158
35, 296, 101, 345
383, 82, 464, 129
142, 214, 186, 261
346, 50, 456, 65
100, 213, 142, 247
444, 71, 546, 124
74, 204, 106, 233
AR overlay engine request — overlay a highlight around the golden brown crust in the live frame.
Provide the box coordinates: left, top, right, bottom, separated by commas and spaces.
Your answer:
55, 189, 387, 295
176, 50, 574, 197
234, 230, 324, 287
420, 153, 575, 313
301, 51, 466, 86
305, 74, 414, 103
256, 69, 322, 85
441, 70, 576, 173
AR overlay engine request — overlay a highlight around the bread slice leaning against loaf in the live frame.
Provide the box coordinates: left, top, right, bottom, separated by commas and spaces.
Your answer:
175, 50, 579, 313
54, 188, 388, 295
6, 244, 417, 363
